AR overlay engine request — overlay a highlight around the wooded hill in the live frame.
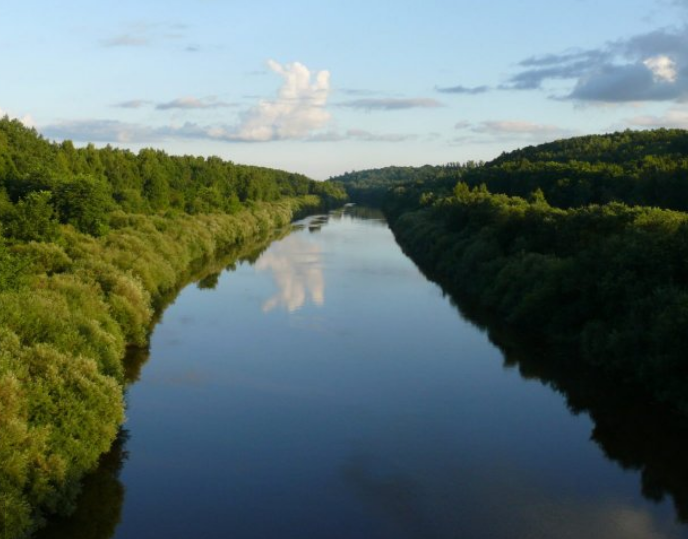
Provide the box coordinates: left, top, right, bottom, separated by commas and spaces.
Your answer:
332, 128, 688, 415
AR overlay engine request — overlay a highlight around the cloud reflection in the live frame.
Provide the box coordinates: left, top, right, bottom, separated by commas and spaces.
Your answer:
256, 235, 325, 312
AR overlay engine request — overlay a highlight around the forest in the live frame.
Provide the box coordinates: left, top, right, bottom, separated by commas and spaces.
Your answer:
333, 128, 688, 414
0, 116, 346, 539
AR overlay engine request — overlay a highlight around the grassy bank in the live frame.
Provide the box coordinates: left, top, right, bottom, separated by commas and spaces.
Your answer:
0, 196, 320, 538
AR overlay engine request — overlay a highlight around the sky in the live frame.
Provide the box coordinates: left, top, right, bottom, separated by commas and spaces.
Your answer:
2, 0, 688, 179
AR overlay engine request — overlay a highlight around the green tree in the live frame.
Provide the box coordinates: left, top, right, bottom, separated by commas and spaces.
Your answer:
3, 191, 61, 242
54, 175, 112, 236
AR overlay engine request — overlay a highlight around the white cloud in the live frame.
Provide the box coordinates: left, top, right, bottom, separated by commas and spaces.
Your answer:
43, 60, 333, 145
231, 60, 331, 142
643, 55, 677, 82
625, 106, 688, 128
344, 129, 416, 142
473, 120, 573, 137
308, 128, 416, 142
113, 99, 153, 109
42, 119, 158, 143
449, 119, 576, 146
156, 96, 235, 110
338, 98, 443, 111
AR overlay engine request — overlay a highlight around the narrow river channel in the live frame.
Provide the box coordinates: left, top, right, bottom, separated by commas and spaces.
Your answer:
39, 206, 688, 538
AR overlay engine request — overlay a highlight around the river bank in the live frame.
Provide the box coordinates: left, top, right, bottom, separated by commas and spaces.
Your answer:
0, 195, 322, 538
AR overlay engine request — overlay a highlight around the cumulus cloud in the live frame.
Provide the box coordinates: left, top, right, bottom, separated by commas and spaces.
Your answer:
44, 61, 436, 145
156, 96, 235, 110
58, 61, 331, 144
230, 60, 331, 141
643, 55, 677, 82
42, 60, 333, 145
502, 25, 688, 103
338, 98, 443, 111
436, 84, 490, 95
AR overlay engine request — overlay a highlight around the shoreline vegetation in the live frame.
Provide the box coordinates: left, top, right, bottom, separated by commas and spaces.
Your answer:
332, 128, 688, 415
0, 116, 345, 538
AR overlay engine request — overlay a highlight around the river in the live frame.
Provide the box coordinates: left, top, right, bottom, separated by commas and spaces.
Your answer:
39, 206, 688, 539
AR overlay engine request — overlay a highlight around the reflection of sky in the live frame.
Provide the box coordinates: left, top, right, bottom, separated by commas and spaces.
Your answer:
255, 234, 325, 312
342, 455, 681, 539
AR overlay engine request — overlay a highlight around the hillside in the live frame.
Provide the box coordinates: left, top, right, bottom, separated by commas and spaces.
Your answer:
331, 128, 688, 414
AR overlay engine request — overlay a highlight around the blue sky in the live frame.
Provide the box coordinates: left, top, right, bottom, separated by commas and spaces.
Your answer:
2, 0, 688, 178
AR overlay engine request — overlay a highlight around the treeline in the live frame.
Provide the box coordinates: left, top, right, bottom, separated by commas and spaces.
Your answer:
337, 129, 688, 212
0, 116, 346, 240
332, 128, 688, 413
458, 129, 688, 211
330, 163, 475, 206
0, 117, 344, 539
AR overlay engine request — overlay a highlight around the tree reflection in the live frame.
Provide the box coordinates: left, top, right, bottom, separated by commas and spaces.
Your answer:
421, 258, 688, 525
34, 431, 129, 539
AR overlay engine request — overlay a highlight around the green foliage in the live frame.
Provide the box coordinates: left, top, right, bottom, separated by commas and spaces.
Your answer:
332, 164, 467, 206
3, 191, 61, 243
457, 129, 688, 211
0, 237, 28, 292
0, 116, 346, 229
53, 175, 112, 236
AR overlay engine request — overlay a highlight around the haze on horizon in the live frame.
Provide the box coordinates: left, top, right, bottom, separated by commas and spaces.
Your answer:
2, 0, 688, 179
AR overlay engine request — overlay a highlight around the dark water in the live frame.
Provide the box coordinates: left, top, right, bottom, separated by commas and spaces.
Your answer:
39, 207, 688, 539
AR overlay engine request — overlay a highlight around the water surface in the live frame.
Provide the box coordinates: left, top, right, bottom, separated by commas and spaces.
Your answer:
40, 206, 688, 538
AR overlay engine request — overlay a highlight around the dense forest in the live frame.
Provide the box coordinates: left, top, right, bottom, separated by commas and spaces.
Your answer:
0, 116, 346, 539
332, 128, 688, 414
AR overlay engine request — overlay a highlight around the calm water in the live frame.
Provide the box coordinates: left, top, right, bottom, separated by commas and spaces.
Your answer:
40, 207, 688, 538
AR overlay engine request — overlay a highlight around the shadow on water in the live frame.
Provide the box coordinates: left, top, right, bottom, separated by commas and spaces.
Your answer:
33, 432, 129, 539
34, 226, 294, 539
404, 240, 688, 525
